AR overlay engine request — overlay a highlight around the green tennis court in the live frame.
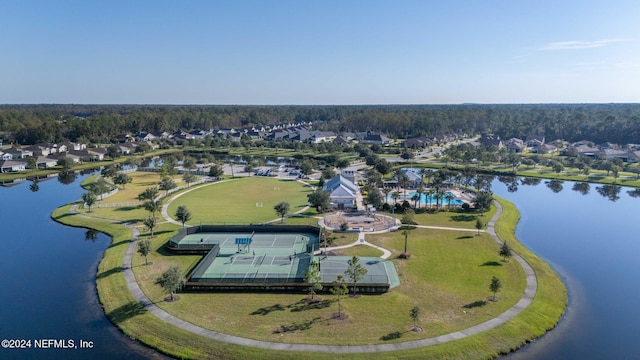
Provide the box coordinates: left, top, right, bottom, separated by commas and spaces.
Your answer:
168, 225, 397, 293
182, 231, 317, 283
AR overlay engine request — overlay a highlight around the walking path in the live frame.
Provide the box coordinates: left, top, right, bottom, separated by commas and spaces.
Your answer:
73, 183, 537, 353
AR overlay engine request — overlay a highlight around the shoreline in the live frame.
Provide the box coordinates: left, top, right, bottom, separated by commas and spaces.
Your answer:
50, 190, 567, 359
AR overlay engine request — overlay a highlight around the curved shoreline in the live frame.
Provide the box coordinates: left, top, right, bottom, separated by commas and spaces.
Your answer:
71, 194, 538, 353
54, 179, 566, 359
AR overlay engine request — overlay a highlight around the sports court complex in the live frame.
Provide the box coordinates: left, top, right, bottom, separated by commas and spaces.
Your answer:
166, 225, 399, 293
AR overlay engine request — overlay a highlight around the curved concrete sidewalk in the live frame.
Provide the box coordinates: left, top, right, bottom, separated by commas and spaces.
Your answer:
74, 194, 537, 353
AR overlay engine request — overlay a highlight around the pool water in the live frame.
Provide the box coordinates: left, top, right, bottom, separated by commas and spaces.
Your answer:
387, 191, 463, 206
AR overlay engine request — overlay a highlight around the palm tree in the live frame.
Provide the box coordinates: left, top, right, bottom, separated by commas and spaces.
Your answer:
444, 192, 454, 211
382, 187, 391, 207
411, 192, 421, 209
425, 188, 435, 209
391, 191, 401, 213
415, 188, 424, 208
419, 168, 430, 189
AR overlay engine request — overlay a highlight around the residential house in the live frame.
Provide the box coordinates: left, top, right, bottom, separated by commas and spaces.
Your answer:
0, 159, 27, 172
571, 144, 600, 157
361, 133, 392, 145
600, 148, 631, 162
115, 144, 133, 155
1, 152, 12, 160
332, 136, 349, 146
36, 156, 58, 168
525, 135, 545, 147
505, 138, 526, 153
404, 136, 434, 149
310, 131, 337, 144
24, 144, 53, 156
137, 132, 157, 142
66, 142, 86, 151
87, 148, 108, 161
323, 175, 358, 210
480, 134, 503, 149
536, 144, 557, 154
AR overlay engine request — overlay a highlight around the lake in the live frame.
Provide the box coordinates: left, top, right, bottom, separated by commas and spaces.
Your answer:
1, 174, 638, 359
492, 178, 640, 359
0, 175, 165, 360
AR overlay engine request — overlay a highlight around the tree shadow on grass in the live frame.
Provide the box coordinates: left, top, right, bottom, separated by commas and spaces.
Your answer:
463, 300, 487, 309
96, 266, 123, 279
288, 299, 333, 312
108, 239, 131, 249
480, 261, 502, 267
457, 235, 474, 240
107, 301, 147, 324
250, 304, 286, 316
114, 206, 139, 212
273, 317, 322, 334
380, 331, 403, 341
450, 215, 477, 222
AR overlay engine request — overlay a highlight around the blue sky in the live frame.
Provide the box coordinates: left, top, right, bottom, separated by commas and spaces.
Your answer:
1, 1, 638, 104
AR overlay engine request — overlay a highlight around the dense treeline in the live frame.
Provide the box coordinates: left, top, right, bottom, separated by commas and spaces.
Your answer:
1, 103, 639, 145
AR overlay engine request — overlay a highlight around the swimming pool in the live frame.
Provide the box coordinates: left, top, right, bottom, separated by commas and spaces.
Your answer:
387, 191, 464, 206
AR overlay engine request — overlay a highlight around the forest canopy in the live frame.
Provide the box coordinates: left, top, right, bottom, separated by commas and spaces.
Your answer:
1, 103, 639, 145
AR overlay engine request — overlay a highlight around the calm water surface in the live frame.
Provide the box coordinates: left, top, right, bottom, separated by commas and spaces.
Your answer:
493, 179, 640, 359
0, 176, 164, 360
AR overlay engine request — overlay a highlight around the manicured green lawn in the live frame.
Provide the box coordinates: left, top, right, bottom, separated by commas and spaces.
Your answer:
385, 206, 496, 230
331, 244, 384, 257
166, 177, 313, 225
51, 178, 567, 359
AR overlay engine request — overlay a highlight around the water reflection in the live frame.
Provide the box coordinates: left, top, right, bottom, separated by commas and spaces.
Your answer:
595, 184, 621, 202
546, 179, 564, 193
571, 182, 590, 195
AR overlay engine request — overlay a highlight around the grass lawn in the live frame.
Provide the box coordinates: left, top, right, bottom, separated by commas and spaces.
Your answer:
385, 206, 496, 230
51, 177, 567, 359
78, 171, 185, 223
167, 177, 313, 225
331, 244, 384, 257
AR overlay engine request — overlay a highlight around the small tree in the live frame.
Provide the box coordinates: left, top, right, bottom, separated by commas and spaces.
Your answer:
143, 216, 157, 237
155, 265, 184, 301
144, 200, 161, 218
182, 172, 197, 187
330, 275, 349, 318
159, 176, 176, 195
82, 192, 97, 213
345, 256, 368, 296
175, 205, 192, 228
475, 218, 483, 235
137, 239, 151, 265
401, 207, 415, 224
499, 241, 512, 262
489, 276, 502, 301
303, 261, 323, 301
410, 306, 421, 331
208, 164, 224, 178
137, 187, 159, 202
274, 201, 290, 224
113, 173, 132, 189
307, 189, 331, 213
